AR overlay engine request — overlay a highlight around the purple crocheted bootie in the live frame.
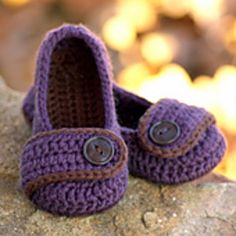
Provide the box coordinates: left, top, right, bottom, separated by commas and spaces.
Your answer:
22, 25, 226, 185
113, 86, 226, 184
20, 24, 128, 216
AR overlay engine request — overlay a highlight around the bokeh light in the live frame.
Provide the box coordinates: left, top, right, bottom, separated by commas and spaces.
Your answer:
141, 33, 177, 67
2, 0, 30, 7
102, 16, 136, 51
118, 0, 156, 32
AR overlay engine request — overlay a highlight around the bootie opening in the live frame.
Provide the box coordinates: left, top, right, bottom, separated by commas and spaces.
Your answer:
114, 87, 151, 129
47, 37, 105, 128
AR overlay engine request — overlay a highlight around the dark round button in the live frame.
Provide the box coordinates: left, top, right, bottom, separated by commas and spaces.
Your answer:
149, 120, 180, 145
83, 136, 114, 165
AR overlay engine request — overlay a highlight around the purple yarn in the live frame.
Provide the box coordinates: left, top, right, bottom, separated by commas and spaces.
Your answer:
123, 125, 225, 184
21, 129, 126, 186
22, 24, 226, 187
20, 24, 128, 216
114, 87, 226, 184
31, 168, 128, 216
32, 24, 117, 134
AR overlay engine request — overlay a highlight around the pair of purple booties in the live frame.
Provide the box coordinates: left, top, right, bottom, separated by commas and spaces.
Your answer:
21, 24, 226, 216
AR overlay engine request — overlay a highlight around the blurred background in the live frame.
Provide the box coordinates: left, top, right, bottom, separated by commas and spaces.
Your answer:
0, 0, 236, 180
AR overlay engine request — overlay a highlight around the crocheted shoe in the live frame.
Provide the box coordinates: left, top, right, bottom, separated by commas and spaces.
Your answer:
22, 27, 226, 185
113, 86, 226, 184
23, 86, 226, 185
20, 24, 128, 216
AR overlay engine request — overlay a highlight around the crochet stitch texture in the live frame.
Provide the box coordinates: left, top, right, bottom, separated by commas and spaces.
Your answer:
22, 26, 226, 186
20, 24, 128, 216
114, 87, 226, 184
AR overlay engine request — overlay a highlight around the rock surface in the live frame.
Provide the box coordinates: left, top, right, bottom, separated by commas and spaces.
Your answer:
0, 78, 236, 236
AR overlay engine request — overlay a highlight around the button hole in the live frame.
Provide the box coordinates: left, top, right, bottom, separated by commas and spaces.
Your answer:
94, 145, 103, 155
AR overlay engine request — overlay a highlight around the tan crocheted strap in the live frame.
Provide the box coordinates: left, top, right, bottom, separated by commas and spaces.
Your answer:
138, 102, 216, 158
23, 128, 128, 197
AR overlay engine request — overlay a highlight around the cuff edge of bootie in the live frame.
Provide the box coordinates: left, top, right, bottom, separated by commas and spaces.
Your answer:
20, 128, 128, 197
137, 99, 218, 158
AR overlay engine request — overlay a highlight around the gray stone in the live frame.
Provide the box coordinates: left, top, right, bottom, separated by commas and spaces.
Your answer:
0, 78, 236, 236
